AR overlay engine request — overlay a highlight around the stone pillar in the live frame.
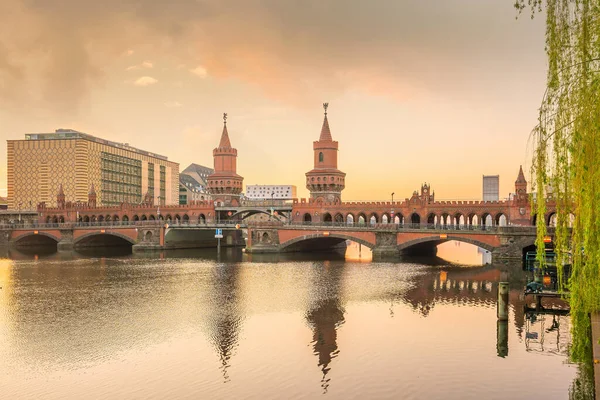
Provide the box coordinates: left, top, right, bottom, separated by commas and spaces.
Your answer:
372, 231, 400, 260
57, 229, 74, 251
245, 228, 280, 253
132, 227, 162, 252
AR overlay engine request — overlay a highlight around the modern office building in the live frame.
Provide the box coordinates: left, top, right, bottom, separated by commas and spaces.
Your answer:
181, 163, 213, 188
245, 185, 297, 200
7, 129, 179, 208
482, 175, 500, 201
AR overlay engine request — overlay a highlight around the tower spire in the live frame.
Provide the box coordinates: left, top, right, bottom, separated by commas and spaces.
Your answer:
516, 165, 526, 183
319, 102, 332, 142
219, 112, 232, 148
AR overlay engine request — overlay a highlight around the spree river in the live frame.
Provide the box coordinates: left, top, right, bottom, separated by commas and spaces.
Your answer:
0, 242, 587, 399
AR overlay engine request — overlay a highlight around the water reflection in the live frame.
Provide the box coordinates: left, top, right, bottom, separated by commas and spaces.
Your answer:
205, 263, 244, 382
0, 249, 586, 399
305, 261, 346, 393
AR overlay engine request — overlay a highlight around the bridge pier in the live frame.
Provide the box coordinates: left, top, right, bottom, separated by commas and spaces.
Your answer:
57, 229, 74, 251
132, 226, 164, 253
372, 232, 400, 261
245, 228, 281, 253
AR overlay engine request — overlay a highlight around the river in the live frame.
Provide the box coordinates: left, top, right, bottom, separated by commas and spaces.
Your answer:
0, 242, 586, 399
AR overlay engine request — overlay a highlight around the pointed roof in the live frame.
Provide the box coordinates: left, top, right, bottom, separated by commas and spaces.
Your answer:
218, 112, 232, 148
89, 183, 96, 195
516, 165, 526, 183
58, 184, 64, 195
319, 103, 333, 141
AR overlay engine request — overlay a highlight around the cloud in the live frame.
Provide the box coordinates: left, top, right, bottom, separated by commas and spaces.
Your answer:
126, 60, 153, 71
189, 66, 208, 78
133, 76, 158, 86
164, 101, 182, 107
0, 0, 544, 112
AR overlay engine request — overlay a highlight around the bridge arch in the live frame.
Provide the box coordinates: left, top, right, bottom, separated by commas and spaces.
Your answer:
334, 213, 344, 223
357, 213, 367, 226
381, 213, 390, 224
280, 232, 376, 251
323, 213, 333, 223
369, 213, 379, 225
398, 235, 496, 253
198, 214, 206, 224
346, 213, 354, 225
12, 231, 60, 246
495, 213, 507, 226
74, 231, 137, 248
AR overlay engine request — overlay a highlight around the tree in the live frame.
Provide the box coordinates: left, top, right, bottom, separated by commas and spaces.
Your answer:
515, 0, 600, 362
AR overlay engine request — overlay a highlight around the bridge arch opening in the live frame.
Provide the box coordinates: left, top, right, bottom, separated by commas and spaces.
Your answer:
481, 213, 492, 227
495, 213, 507, 227
183, 214, 190, 224
323, 213, 332, 223
547, 212, 557, 227
122, 215, 129, 222
75, 233, 135, 250
394, 214, 403, 225
427, 213, 436, 226
357, 213, 367, 226
334, 213, 344, 223
13, 233, 59, 249
303, 213, 312, 223
149, 215, 156, 221
382, 213, 390, 224
113, 215, 120, 222
369, 213, 379, 225
455, 213, 465, 227
83, 215, 90, 223
400, 237, 495, 265
410, 213, 420, 226
133, 215, 140, 221
346, 213, 354, 225
281, 233, 374, 255
198, 214, 206, 224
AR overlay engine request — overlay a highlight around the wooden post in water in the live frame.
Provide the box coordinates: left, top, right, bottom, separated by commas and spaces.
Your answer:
497, 282, 509, 321
496, 320, 508, 358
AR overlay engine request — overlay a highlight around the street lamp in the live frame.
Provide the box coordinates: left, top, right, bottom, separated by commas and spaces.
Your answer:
18, 202, 22, 223
391, 192, 395, 203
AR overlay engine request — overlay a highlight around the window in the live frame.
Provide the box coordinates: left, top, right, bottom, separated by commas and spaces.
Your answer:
319, 152, 324, 162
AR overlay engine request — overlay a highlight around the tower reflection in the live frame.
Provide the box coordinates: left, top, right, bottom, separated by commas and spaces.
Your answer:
305, 261, 346, 394
205, 263, 243, 383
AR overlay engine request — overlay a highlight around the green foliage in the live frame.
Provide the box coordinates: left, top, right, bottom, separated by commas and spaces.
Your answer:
515, 0, 600, 364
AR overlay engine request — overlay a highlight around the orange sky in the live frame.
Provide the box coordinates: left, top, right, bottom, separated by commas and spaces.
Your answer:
0, 0, 547, 201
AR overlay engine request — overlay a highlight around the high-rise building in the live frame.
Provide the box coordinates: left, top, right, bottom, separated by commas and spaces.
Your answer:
7, 129, 179, 208
482, 175, 500, 201
305, 103, 346, 202
245, 185, 297, 200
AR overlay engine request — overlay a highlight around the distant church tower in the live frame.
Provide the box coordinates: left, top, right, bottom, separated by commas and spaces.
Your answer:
515, 165, 528, 203
305, 103, 346, 203
207, 113, 244, 206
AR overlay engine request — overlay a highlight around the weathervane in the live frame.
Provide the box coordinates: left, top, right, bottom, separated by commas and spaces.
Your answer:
323, 102, 329, 116
223, 112, 228, 124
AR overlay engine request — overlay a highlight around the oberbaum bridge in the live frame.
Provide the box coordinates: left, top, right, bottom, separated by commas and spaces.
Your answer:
2, 105, 559, 261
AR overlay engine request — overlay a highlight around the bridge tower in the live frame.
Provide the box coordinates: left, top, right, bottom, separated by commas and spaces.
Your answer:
88, 184, 97, 207
305, 103, 346, 203
207, 113, 244, 206
57, 184, 65, 209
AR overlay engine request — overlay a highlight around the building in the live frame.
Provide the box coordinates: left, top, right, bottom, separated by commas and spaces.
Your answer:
245, 185, 297, 200
482, 175, 499, 201
181, 163, 213, 187
7, 129, 179, 209
305, 103, 346, 202
179, 163, 213, 205
206, 114, 244, 206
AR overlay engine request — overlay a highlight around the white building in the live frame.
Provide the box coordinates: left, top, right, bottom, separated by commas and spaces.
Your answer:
483, 175, 499, 201
245, 185, 297, 200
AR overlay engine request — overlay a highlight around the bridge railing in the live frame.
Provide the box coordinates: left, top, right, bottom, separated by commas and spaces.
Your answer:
2, 220, 248, 230
283, 222, 537, 233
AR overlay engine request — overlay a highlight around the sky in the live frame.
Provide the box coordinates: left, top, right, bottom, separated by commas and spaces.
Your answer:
0, 0, 547, 201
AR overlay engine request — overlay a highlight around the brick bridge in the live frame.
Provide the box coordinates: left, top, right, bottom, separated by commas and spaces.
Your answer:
1, 221, 245, 252
246, 223, 540, 260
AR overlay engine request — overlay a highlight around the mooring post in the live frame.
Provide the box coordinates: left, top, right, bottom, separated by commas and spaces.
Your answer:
496, 319, 508, 357
497, 282, 509, 321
